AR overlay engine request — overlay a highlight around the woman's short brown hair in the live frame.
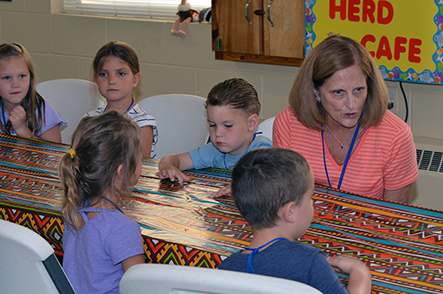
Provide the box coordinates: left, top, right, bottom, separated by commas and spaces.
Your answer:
289, 35, 388, 130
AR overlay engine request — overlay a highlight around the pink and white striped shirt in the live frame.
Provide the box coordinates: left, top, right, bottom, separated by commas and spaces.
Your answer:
273, 105, 418, 199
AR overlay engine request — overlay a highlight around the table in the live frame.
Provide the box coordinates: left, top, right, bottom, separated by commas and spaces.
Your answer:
0, 134, 442, 294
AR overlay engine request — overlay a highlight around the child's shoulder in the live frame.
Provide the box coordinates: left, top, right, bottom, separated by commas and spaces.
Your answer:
261, 240, 325, 267
127, 103, 157, 128
219, 239, 323, 270
247, 240, 323, 259
85, 106, 106, 117
274, 239, 322, 254
247, 135, 272, 151
95, 208, 137, 229
130, 103, 148, 114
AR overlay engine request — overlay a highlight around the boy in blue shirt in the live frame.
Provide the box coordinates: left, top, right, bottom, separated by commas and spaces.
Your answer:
157, 78, 272, 196
219, 148, 371, 294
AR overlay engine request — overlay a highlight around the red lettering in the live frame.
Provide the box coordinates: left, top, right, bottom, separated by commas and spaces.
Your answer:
361, 34, 376, 57
394, 37, 407, 61
376, 36, 392, 60
409, 38, 422, 63
330, 0, 347, 20
348, 0, 361, 22
362, 0, 376, 23
378, 0, 394, 25
362, 35, 422, 64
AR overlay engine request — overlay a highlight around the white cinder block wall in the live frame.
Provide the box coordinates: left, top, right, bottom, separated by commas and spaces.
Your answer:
1, 0, 442, 209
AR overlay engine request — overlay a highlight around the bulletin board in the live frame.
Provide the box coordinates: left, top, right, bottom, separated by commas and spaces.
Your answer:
305, 0, 443, 85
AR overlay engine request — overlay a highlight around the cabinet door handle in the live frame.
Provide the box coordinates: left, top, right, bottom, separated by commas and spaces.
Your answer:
245, 0, 252, 26
267, 0, 274, 27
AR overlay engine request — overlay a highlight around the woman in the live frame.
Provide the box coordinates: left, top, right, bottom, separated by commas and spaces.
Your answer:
273, 35, 418, 203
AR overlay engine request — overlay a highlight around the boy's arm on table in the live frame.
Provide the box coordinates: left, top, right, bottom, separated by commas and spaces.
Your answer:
328, 255, 372, 294
156, 152, 194, 183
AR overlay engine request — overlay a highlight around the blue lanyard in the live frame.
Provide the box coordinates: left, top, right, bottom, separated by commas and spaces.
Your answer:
2, 100, 14, 135
1, 100, 6, 126
222, 133, 259, 171
321, 123, 360, 190
82, 196, 124, 214
244, 237, 287, 274
103, 98, 134, 114
222, 153, 228, 170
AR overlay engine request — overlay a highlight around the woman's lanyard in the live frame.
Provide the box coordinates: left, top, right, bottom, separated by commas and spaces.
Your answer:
82, 196, 124, 214
244, 237, 287, 274
321, 123, 360, 190
103, 98, 134, 114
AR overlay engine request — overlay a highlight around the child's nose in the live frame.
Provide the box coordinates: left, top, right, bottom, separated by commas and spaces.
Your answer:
214, 127, 223, 137
108, 75, 117, 84
11, 78, 20, 88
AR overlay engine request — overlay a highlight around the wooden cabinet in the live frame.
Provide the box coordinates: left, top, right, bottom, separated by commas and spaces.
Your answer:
211, 0, 305, 66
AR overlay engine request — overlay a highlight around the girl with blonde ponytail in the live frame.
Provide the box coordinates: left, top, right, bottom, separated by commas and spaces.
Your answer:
59, 110, 145, 294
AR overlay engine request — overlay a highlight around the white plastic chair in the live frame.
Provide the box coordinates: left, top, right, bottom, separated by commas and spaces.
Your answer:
120, 263, 322, 294
36, 79, 105, 144
138, 94, 209, 159
256, 116, 276, 141
0, 219, 76, 293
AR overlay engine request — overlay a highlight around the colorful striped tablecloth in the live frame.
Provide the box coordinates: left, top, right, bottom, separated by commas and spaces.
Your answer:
0, 134, 442, 294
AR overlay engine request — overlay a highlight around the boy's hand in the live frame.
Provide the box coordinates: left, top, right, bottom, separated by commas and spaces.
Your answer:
156, 166, 190, 184
210, 184, 232, 198
328, 255, 371, 294
156, 153, 194, 184
327, 254, 365, 273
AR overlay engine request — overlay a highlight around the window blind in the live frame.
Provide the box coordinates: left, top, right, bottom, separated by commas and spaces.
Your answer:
63, 0, 211, 19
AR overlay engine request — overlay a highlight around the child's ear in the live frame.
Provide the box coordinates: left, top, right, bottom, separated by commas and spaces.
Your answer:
132, 73, 141, 88
116, 164, 124, 180
248, 114, 259, 132
281, 201, 297, 223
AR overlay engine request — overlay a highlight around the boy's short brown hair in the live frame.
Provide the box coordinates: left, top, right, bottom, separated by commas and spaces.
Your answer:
206, 78, 260, 116
232, 148, 311, 230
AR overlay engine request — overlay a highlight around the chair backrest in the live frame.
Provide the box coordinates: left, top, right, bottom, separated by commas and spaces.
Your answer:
36, 79, 105, 144
256, 116, 276, 141
0, 219, 76, 293
120, 263, 322, 294
138, 94, 209, 159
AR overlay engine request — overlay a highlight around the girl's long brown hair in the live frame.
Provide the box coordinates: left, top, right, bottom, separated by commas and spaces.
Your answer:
0, 43, 45, 135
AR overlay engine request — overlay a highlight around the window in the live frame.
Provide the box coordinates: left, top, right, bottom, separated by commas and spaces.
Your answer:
63, 0, 211, 19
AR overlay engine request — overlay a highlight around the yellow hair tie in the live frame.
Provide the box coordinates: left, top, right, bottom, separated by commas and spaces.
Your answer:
67, 149, 76, 159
